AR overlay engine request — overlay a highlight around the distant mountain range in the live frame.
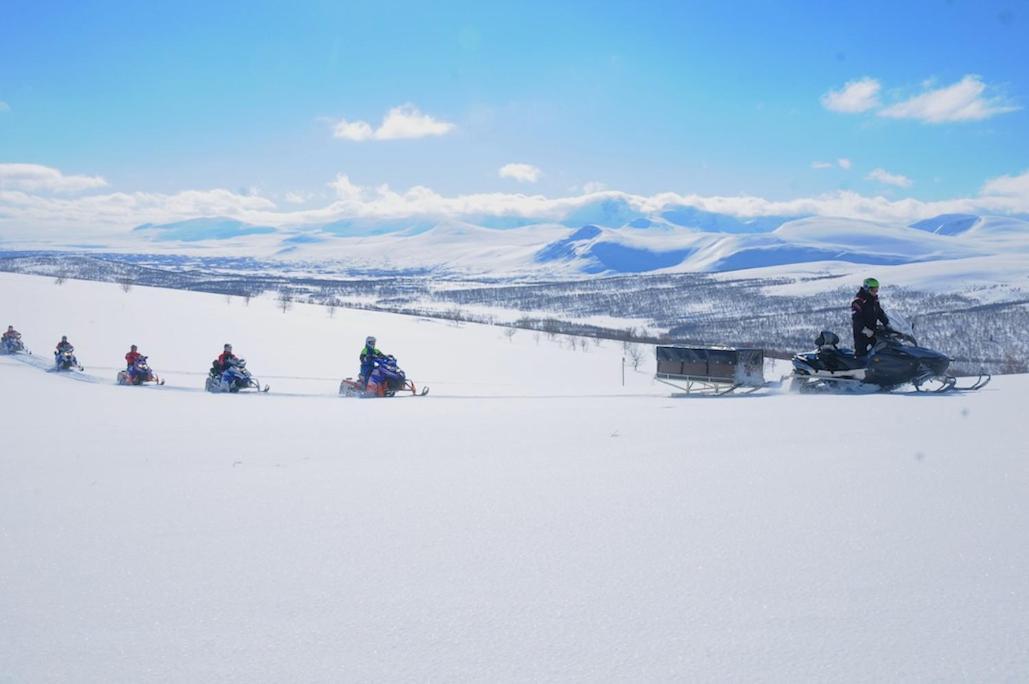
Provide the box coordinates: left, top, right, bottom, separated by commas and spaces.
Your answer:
129, 205, 1028, 277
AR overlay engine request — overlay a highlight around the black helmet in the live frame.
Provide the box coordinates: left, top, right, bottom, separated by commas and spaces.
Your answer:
130, 344, 138, 351
224, 343, 232, 351
61, 335, 68, 341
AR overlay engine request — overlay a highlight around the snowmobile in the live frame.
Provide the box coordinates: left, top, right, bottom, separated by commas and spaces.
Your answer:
789, 321, 990, 393
53, 348, 83, 372
205, 358, 269, 393
117, 356, 164, 386
339, 354, 428, 398
0, 336, 28, 355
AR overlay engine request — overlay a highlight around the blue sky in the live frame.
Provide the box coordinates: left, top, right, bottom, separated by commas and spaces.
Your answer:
1, 0, 1028, 230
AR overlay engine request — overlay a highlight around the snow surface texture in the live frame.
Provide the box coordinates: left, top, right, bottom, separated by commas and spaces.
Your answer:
2, 273, 1028, 682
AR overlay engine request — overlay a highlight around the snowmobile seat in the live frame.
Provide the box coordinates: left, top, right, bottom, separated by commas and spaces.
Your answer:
815, 330, 840, 349
817, 347, 866, 372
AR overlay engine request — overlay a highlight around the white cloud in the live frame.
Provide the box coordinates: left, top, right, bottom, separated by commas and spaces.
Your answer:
811, 161, 833, 169
981, 169, 1029, 197
377, 104, 455, 140
0, 185, 976, 236
8, 168, 1029, 239
499, 163, 542, 183
0, 187, 276, 236
582, 181, 607, 194
284, 191, 313, 204
332, 104, 455, 141
0, 163, 107, 193
867, 168, 913, 188
837, 158, 852, 170
0, 101, 10, 113
878, 75, 1018, 123
327, 173, 363, 200
332, 119, 374, 141
820, 77, 881, 113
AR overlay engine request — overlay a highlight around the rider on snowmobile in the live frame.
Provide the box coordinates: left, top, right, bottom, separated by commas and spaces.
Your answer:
851, 277, 890, 357
125, 344, 145, 381
216, 343, 237, 371
54, 335, 78, 367
125, 344, 143, 368
1, 325, 22, 352
359, 336, 384, 388
211, 343, 241, 385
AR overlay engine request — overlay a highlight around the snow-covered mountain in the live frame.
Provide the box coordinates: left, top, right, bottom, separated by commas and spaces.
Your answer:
117, 209, 1029, 278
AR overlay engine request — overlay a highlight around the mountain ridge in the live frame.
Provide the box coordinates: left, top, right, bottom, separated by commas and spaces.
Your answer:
126, 211, 1029, 276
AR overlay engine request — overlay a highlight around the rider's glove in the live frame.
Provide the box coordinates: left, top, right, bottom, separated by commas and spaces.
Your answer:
861, 327, 875, 338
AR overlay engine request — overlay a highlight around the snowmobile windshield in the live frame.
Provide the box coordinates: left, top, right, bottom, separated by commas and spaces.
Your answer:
886, 313, 913, 335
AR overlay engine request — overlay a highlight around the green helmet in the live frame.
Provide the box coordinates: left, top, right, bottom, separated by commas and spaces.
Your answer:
863, 277, 880, 289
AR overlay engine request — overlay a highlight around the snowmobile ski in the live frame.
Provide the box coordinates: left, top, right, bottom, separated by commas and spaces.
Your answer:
916, 373, 991, 392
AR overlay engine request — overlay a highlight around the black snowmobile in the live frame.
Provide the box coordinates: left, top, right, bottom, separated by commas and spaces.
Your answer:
790, 323, 990, 393
53, 348, 83, 372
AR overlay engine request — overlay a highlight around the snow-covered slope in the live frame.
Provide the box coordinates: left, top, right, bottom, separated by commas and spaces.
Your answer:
110, 210, 1029, 279
2, 272, 1028, 680
8, 206, 1026, 285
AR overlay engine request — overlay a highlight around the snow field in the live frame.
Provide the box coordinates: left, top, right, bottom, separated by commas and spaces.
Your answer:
0, 272, 660, 397
2, 272, 1028, 681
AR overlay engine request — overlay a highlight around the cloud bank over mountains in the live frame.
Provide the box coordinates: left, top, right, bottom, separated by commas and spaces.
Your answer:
3, 163, 1026, 281
3, 163, 1029, 240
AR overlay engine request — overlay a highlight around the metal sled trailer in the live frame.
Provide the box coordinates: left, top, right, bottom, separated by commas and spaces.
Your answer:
655, 346, 766, 396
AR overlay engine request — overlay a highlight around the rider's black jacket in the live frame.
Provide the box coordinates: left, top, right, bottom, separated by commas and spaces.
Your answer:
851, 287, 889, 335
